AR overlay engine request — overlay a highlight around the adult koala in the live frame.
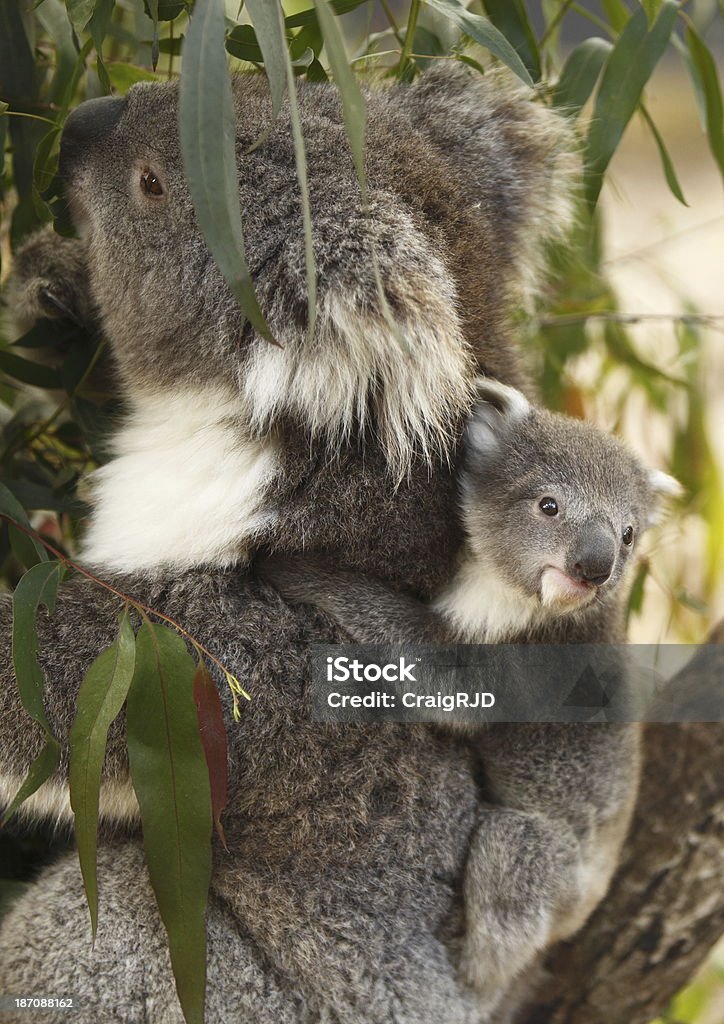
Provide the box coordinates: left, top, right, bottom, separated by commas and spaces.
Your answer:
0, 67, 574, 1023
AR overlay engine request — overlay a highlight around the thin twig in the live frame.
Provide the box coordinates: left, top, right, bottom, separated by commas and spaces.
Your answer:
1, 515, 251, 701
379, 0, 405, 48
399, 0, 421, 77
540, 0, 575, 48
536, 312, 724, 328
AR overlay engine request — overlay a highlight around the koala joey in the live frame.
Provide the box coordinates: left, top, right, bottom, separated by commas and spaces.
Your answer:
258, 379, 681, 1013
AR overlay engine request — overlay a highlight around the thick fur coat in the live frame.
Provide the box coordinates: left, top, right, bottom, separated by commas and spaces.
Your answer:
0, 67, 575, 1023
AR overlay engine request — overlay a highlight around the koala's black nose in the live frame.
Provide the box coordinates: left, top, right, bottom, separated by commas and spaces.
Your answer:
569, 521, 616, 587
60, 96, 125, 170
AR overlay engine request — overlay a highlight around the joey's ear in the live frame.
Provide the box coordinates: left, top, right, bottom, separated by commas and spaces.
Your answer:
647, 469, 684, 526
464, 379, 532, 461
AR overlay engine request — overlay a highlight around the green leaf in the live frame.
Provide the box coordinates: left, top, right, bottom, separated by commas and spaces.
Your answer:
248, 0, 316, 339
639, 104, 688, 205
126, 621, 212, 1024
424, 0, 533, 86
584, 1, 679, 209
1, 560, 63, 825
0, 482, 48, 564
225, 24, 264, 64
643, 0, 664, 23
311, 0, 367, 190
144, 0, 184, 20
69, 609, 136, 940
284, 0, 367, 30
11, 560, 60, 727
65, 0, 96, 36
106, 62, 159, 92
0, 347, 62, 388
246, 1, 287, 120
87, 0, 115, 93
601, 0, 631, 32
553, 37, 612, 116
1, 741, 61, 825
482, 0, 541, 82
180, 0, 277, 346
685, 25, 724, 183
8, 522, 44, 570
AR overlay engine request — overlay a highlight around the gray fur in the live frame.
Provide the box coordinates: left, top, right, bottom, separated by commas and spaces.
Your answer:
258, 381, 676, 1012
1, 68, 576, 1022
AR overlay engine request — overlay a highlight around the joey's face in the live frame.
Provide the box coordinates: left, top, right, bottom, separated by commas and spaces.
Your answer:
461, 382, 680, 619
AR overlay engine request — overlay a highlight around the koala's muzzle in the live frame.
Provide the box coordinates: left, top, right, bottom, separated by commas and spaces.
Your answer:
568, 521, 616, 587
60, 96, 125, 172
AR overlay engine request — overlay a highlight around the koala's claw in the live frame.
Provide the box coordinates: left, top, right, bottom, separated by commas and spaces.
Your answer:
38, 286, 81, 323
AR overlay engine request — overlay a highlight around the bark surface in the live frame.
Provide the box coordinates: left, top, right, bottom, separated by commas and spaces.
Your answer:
523, 633, 724, 1024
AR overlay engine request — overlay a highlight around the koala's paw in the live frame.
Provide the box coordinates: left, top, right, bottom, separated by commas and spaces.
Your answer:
458, 904, 551, 1004
6, 226, 95, 330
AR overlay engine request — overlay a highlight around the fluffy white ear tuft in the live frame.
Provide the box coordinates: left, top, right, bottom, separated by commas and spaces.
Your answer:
647, 469, 683, 525
649, 469, 684, 499
465, 378, 532, 459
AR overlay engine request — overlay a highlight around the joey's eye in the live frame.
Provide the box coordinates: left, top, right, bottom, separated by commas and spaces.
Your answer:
622, 526, 634, 546
140, 169, 164, 197
539, 497, 558, 517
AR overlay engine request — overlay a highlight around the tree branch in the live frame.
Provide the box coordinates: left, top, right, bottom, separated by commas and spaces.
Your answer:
521, 633, 724, 1023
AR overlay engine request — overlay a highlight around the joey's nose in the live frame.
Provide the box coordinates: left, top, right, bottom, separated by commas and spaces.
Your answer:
60, 96, 125, 171
569, 522, 616, 587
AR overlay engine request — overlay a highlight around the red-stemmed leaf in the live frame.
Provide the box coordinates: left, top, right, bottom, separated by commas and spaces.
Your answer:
193, 660, 229, 851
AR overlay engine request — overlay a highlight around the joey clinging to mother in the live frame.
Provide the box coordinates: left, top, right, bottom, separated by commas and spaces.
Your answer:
259, 380, 681, 1011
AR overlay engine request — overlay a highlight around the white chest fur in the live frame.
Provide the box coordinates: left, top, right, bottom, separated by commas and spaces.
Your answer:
81, 389, 280, 573
432, 556, 540, 642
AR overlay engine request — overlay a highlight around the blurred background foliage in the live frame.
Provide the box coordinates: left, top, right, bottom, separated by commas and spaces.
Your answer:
0, 1, 723, 1019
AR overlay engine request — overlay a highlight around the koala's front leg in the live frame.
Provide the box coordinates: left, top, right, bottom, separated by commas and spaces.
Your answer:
461, 724, 640, 1003
6, 226, 98, 331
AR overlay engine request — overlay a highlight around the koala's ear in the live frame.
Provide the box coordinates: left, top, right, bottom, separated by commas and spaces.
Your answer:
647, 469, 684, 525
464, 379, 532, 461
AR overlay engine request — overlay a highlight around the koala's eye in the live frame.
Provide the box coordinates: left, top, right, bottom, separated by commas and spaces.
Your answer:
539, 497, 559, 517
622, 526, 634, 546
140, 169, 164, 197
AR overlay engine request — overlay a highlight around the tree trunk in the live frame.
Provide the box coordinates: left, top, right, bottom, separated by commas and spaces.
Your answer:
522, 635, 724, 1024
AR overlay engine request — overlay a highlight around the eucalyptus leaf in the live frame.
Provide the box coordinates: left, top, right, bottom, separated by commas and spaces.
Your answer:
1, 559, 62, 825
8, 522, 44, 570
482, 0, 541, 82
69, 609, 136, 939
225, 24, 264, 64
246, 1, 287, 119
601, 0, 631, 32
553, 37, 612, 116
640, 104, 688, 205
65, 0, 96, 36
127, 621, 212, 1024
311, 0, 367, 190
0, 481, 48, 563
584, 1, 679, 208
0, 348, 62, 389
285, 0, 367, 30
424, 0, 533, 87
686, 25, 724, 182
180, 0, 277, 345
